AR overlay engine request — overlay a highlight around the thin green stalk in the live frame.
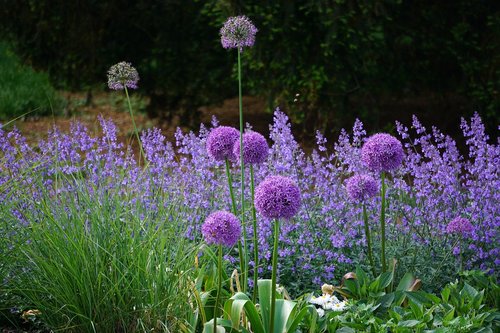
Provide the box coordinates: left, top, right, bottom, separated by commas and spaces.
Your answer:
250, 165, 259, 302
225, 159, 245, 286
380, 171, 387, 274
237, 48, 248, 292
214, 244, 223, 333
362, 204, 376, 277
124, 86, 145, 164
269, 219, 280, 333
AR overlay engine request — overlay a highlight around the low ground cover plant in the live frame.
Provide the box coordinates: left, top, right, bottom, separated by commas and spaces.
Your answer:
0, 14, 498, 333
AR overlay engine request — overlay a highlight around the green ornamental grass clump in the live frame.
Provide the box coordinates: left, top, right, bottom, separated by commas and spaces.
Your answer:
0, 42, 61, 119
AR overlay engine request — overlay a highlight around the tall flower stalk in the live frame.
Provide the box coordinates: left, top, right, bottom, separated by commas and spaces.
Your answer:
255, 176, 300, 333
220, 15, 258, 293
107, 61, 145, 163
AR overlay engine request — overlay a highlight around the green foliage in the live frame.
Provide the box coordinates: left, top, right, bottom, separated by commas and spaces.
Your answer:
1, 173, 196, 332
0, 42, 62, 120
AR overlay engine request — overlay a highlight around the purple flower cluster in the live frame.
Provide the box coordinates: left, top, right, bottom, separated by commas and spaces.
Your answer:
206, 126, 239, 161
345, 174, 378, 202
446, 217, 473, 236
1, 108, 498, 290
107, 62, 139, 90
220, 16, 258, 50
361, 133, 403, 172
255, 176, 301, 219
233, 131, 269, 164
202, 211, 241, 247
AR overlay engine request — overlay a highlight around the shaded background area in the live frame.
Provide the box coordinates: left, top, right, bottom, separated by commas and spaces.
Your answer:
0, 0, 498, 142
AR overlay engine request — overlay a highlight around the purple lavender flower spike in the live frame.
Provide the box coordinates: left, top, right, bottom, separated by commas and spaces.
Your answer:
446, 217, 473, 236
255, 176, 301, 219
220, 16, 258, 50
233, 131, 269, 164
206, 126, 240, 161
107, 61, 139, 90
361, 133, 404, 172
202, 211, 241, 247
345, 174, 378, 202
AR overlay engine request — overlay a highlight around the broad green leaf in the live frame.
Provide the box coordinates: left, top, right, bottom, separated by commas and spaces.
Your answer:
258, 279, 272, 330
273, 299, 296, 333
379, 271, 394, 289
396, 272, 415, 291
398, 319, 420, 327
378, 292, 395, 308
224, 292, 265, 332
286, 304, 316, 333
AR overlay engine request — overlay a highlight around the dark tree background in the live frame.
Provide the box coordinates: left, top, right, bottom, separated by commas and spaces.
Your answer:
1, 0, 498, 135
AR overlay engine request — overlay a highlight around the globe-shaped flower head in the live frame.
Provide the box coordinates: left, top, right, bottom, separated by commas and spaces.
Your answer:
446, 217, 473, 236
255, 176, 301, 219
220, 16, 258, 50
206, 126, 240, 161
202, 211, 241, 247
233, 131, 269, 164
107, 61, 139, 90
361, 133, 404, 172
346, 174, 378, 202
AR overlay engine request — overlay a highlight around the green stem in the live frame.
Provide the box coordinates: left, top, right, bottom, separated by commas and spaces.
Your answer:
269, 219, 280, 333
214, 244, 223, 333
237, 48, 248, 292
362, 204, 377, 277
380, 172, 387, 274
250, 165, 259, 303
225, 159, 245, 286
124, 86, 145, 165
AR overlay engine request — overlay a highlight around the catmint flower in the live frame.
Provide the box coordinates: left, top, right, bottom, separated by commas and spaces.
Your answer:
206, 126, 240, 161
446, 217, 473, 236
345, 174, 378, 202
220, 16, 258, 50
361, 133, 404, 172
255, 176, 301, 219
233, 131, 269, 164
107, 61, 139, 90
202, 211, 241, 247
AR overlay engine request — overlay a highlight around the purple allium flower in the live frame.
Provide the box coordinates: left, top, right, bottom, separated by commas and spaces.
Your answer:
107, 62, 139, 90
361, 133, 404, 172
233, 131, 269, 164
446, 217, 473, 236
255, 176, 301, 219
202, 211, 241, 247
206, 126, 240, 161
345, 174, 378, 202
220, 16, 258, 50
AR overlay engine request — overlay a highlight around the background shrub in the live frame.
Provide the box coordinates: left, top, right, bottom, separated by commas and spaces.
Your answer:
0, 42, 61, 120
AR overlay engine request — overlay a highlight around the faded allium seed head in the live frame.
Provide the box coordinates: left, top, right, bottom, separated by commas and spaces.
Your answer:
361, 133, 404, 172
220, 16, 258, 50
345, 174, 378, 202
202, 211, 241, 247
206, 126, 240, 161
446, 217, 473, 236
107, 62, 139, 90
233, 131, 269, 164
255, 176, 301, 219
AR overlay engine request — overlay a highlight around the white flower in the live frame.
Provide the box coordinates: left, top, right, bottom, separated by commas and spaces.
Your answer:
331, 301, 348, 312
309, 294, 331, 307
316, 308, 325, 318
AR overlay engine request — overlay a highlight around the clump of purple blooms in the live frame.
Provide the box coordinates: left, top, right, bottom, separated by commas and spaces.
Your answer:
107, 62, 139, 90
206, 126, 240, 161
446, 217, 474, 236
1, 109, 498, 287
255, 175, 301, 220
233, 131, 269, 164
361, 133, 404, 172
220, 16, 258, 50
202, 211, 241, 247
345, 174, 378, 202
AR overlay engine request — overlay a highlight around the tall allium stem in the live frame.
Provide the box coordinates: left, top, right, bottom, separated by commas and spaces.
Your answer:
362, 204, 376, 277
269, 219, 280, 333
124, 86, 145, 164
225, 159, 245, 284
237, 49, 248, 292
214, 244, 223, 333
250, 165, 259, 302
380, 172, 387, 273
